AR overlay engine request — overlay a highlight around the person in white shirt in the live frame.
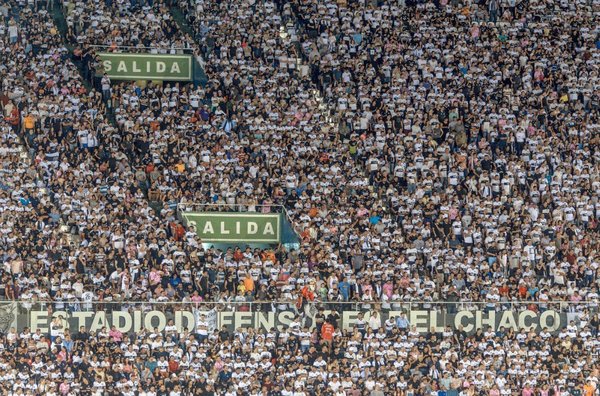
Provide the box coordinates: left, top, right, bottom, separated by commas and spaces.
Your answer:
368, 311, 382, 331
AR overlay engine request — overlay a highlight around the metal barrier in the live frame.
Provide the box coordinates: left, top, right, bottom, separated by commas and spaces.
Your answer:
86, 44, 195, 56
88, 45, 193, 52
177, 203, 287, 214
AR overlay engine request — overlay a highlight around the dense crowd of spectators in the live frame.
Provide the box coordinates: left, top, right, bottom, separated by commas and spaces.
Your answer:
36, 0, 600, 312
0, 0, 599, 394
0, 311, 599, 395
64, 0, 185, 52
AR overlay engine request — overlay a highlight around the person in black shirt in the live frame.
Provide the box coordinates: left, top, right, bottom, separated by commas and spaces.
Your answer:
591, 313, 600, 337
416, 335, 428, 351
454, 325, 467, 349
218, 325, 230, 342
314, 308, 325, 335
326, 311, 340, 329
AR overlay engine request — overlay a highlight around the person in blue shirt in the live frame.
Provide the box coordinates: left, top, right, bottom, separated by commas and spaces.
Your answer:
338, 277, 351, 301
170, 274, 182, 289
63, 334, 74, 353
396, 312, 410, 329
145, 356, 158, 373
527, 285, 539, 299
369, 213, 381, 225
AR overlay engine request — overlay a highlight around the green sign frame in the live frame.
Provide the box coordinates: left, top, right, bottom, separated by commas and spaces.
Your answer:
182, 213, 281, 243
98, 53, 193, 81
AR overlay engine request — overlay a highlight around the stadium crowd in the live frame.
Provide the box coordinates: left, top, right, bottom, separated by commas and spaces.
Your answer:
0, 311, 599, 395
0, 0, 599, 394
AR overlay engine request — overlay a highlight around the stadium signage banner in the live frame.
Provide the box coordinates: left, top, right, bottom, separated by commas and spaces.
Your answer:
181, 212, 280, 243
25, 309, 567, 335
216, 309, 566, 333
98, 53, 193, 81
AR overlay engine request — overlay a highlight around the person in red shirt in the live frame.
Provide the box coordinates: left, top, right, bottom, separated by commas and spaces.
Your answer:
7, 106, 19, 131
302, 284, 315, 301
499, 283, 510, 297
321, 320, 335, 344
168, 356, 179, 373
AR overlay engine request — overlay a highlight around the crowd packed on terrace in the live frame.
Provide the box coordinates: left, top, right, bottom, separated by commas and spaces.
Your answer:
0, 0, 599, 394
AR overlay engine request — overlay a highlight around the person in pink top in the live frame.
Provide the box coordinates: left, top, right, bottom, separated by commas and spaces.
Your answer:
522, 384, 534, 396
361, 281, 373, 295
382, 279, 394, 299
470, 24, 480, 40
191, 291, 204, 305
148, 267, 163, 288
109, 325, 123, 342
489, 385, 501, 396
538, 384, 550, 396
59, 380, 70, 395
571, 291, 583, 303
55, 346, 67, 363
